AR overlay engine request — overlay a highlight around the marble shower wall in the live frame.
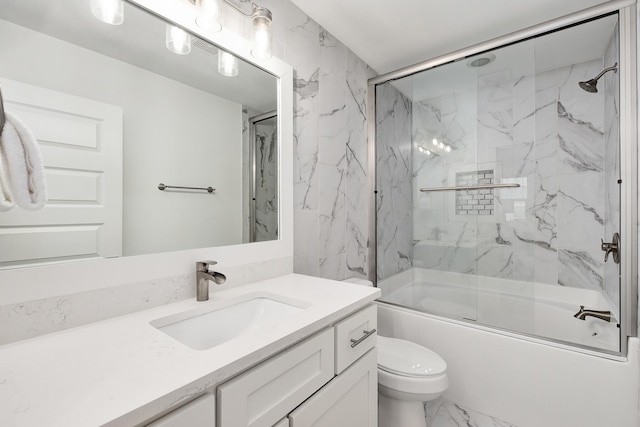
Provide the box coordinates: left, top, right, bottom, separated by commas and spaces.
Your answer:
253, 116, 278, 242
411, 56, 619, 301
221, 0, 375, 278
376, 83, 414, 280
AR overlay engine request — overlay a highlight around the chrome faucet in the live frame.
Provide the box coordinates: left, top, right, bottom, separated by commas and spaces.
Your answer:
573, 305, 613, 322
196, 261, 226, 301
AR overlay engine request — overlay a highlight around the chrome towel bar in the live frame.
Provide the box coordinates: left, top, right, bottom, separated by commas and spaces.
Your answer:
420, 183, 521, 192
158, 183, 215, 193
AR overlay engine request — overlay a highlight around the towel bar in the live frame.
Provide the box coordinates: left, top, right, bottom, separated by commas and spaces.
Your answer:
419, 183, 520, 192
158, 183, 215, 193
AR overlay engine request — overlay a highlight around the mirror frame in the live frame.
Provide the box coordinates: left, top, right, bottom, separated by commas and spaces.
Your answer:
0, 0, 293, 304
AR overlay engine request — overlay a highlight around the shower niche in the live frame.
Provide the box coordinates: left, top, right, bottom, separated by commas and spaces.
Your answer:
371, 12, 635, 356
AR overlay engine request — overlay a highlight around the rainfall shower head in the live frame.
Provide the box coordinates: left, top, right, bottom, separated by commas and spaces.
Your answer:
578, 63, 618, 93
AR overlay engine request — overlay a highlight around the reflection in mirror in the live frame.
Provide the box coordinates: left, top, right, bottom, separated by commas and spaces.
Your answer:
0, 0, 278, 269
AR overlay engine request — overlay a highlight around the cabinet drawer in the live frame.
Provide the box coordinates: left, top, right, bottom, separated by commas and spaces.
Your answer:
146, 393, 215, 427
217, 328, 334, 427
334, 304, 377, 374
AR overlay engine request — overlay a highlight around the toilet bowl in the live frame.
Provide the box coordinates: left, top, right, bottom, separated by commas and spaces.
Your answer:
377, 335, 448, 427
341, 278, 449, 427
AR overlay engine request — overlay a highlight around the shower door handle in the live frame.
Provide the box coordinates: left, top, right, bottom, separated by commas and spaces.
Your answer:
601, 233, 620, 264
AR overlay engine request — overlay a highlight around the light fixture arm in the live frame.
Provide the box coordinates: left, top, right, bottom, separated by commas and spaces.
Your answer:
220, 1, 260, 17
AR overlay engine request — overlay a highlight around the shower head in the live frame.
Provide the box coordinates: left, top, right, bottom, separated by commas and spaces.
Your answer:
578, 63, 618, 93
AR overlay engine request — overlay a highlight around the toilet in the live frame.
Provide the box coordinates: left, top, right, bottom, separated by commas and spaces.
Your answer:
342, 278, 449, 427
377, 335, 448, 427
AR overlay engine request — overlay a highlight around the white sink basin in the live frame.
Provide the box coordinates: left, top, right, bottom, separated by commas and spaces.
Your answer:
153, 297, 305, 350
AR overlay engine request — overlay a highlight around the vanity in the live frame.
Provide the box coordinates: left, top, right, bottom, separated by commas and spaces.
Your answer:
0, 274, 380, 426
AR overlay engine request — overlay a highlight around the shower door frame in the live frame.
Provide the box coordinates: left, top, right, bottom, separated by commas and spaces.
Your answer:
367, 0, 638, 357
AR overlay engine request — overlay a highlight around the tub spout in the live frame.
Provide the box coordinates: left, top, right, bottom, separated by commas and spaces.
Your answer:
573, 305, 613, 322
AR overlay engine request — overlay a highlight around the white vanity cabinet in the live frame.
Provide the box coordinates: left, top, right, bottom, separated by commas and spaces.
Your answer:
216, 304, 377, 427
146, 393, 215, 427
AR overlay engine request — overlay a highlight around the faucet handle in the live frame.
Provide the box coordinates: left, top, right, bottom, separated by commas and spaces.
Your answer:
196, 260, 218, 271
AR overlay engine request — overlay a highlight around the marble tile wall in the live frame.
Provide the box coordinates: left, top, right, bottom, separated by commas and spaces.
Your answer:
406, 57, 618, 301
253, 116, 278, 242
248, 0, 377, 279
375, 83, 414, 280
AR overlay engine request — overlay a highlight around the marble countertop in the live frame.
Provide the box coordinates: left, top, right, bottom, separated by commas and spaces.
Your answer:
0, 274, 380, 427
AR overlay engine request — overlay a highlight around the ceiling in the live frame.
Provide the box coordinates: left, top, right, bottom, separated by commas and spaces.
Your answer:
288, 0, 613, 74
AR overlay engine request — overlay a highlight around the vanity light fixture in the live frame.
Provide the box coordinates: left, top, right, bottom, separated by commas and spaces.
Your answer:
90, 0, 124, 25
195, 0, 222, 32
191, 0, 273, 60
250, 6, 272, 60
424, 138, 452, 156
218, 49, 239, 77
166, 24, 192, 55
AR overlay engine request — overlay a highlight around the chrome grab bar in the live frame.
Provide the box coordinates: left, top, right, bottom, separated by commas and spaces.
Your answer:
420, 183, 520, 192
350, 329, 376, 348
158, 183, 215, 193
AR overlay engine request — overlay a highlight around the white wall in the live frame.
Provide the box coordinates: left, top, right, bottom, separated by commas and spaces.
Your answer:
0, 20, 243, 256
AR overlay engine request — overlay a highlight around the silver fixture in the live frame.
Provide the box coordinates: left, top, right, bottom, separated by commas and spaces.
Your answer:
578, 63, 618, 93
196, 261, 226, 301
420, 183, 520, 193
573, 305, 614, 322
601, 232, 621, 263
350, 329, 377, 348
189, 0, 273, 60
0, 85, 5, 136
158, 183, 215, 193
466, 53, 496, 68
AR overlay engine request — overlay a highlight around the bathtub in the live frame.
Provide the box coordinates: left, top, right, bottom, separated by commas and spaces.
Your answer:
379, 268, 620, 352
377, 268, 638, 427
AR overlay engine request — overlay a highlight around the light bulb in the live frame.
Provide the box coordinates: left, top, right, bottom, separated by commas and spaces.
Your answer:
196, 0, 222, 32
166, 24, 191, 55
251, 7, 272, 60
432, 138, 438, 146
438, 142, 445, 149
218, 50, 238, 77
91, 0, 124, 25
426, 150, 431, 155
445, 145, 451, 153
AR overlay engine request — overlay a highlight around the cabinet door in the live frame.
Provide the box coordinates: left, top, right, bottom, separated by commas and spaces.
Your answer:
217, 328, 334, 427
288, 348, 377, 427
146, 394, 215, 427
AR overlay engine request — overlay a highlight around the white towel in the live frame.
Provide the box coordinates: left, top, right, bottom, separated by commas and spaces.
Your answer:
0, 112, 47, 210
0, 148, 15, 211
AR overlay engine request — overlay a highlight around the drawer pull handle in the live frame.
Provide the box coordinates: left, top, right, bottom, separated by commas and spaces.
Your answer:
350, 329, 376, 348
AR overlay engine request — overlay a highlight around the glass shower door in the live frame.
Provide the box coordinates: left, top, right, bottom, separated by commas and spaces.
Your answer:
374, 13, 623, 354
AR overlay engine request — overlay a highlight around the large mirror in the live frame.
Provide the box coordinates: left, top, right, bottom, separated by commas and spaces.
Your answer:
0, 0, 278, 269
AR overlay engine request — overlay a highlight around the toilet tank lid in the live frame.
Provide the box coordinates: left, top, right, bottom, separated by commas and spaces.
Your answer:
377, 336, 447, 377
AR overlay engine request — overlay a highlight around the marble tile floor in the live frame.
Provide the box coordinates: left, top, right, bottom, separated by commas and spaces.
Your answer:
428, 399, 518, 427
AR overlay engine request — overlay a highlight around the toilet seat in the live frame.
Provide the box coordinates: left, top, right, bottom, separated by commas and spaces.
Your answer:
377, 336, 447, 377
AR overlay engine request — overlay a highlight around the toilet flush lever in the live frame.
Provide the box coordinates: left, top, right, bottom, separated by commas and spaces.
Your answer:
601, 233, 620, 264
350, 329, 377, 348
